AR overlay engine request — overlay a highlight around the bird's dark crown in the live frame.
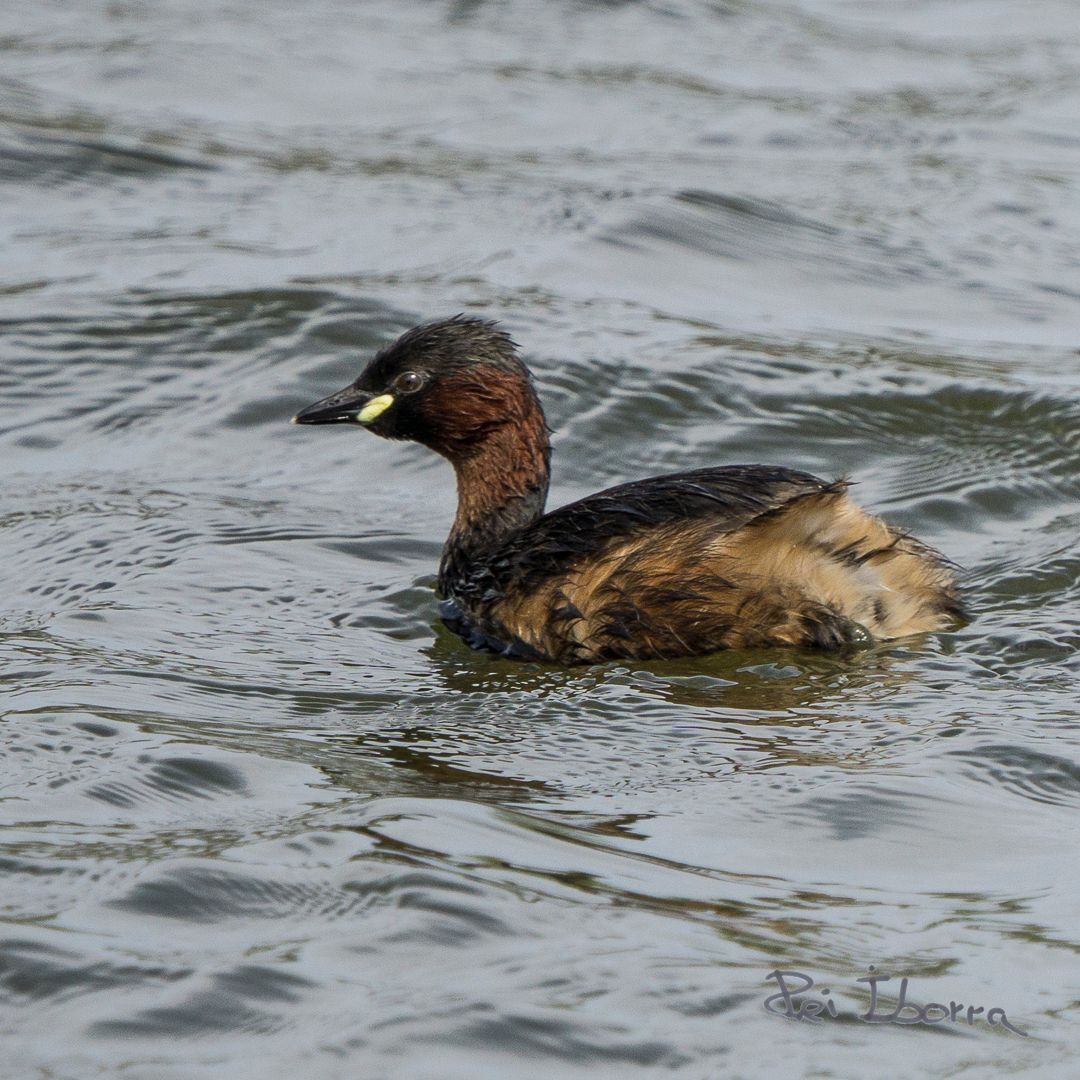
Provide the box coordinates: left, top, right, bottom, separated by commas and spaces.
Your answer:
361, 315, 525, 388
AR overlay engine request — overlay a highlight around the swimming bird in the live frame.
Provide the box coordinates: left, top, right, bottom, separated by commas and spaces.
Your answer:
293, 316, 964, 663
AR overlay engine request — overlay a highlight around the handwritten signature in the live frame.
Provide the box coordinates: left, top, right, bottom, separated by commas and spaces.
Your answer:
763, 967, 1027, 1037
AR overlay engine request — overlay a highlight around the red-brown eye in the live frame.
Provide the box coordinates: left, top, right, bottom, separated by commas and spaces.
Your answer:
395, 371, 425, 394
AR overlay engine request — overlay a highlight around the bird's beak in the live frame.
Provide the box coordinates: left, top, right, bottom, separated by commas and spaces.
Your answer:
292, 386, 394, 426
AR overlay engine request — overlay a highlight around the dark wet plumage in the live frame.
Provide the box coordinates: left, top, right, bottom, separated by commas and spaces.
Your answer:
294, 316, 964, 663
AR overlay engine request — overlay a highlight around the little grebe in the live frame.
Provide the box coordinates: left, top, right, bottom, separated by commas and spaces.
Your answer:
294, 316, 963, 663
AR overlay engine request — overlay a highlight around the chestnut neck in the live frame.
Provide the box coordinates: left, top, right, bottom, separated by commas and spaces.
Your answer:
434, 376, 550, 597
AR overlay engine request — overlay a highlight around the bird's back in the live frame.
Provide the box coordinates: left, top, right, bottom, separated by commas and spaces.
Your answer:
440, 465, 963, 663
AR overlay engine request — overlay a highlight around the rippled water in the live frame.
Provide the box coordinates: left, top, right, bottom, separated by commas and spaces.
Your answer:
3, 2, 1079, 1076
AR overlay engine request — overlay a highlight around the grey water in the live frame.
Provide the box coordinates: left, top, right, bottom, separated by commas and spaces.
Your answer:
2, 1, 1079, 1077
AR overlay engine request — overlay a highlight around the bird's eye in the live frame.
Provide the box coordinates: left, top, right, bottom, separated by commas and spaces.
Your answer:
394, 371, 425, 394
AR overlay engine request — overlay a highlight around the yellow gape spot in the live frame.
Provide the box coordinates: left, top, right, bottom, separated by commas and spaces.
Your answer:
357, 394, 394, 424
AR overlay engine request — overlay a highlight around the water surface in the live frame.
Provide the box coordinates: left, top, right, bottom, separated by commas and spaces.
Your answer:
2, 2, 1079, 1077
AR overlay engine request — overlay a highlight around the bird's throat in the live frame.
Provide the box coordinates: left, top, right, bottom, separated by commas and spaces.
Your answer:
439, 416, 550, 595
